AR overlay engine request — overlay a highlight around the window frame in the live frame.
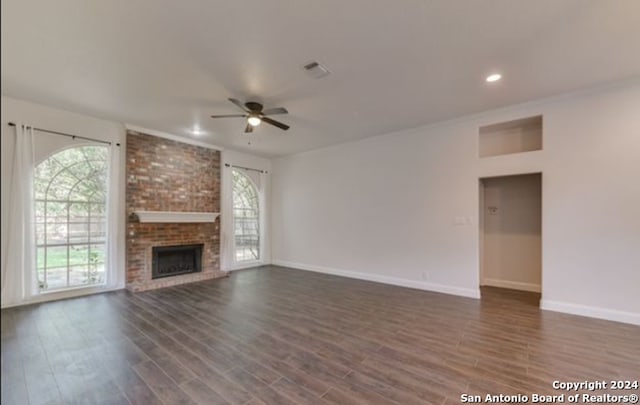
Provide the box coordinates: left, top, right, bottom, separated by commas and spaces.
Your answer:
231, 169, 261, 264
34, 145, 109, 292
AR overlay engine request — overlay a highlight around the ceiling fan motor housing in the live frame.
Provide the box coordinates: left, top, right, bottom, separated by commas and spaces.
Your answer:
245, 102, 263, 112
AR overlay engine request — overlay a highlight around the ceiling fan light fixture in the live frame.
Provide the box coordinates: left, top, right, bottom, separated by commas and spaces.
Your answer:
486, 73, 502, 83
247, 115, 262, 127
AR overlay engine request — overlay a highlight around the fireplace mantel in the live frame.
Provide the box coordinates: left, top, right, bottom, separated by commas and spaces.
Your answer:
134, 211, 220, 223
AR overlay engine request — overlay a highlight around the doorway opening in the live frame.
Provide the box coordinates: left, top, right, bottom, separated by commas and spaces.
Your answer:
479, 173, 542, 305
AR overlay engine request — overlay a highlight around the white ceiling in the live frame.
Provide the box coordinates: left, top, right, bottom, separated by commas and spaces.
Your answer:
2, 1, 639, 157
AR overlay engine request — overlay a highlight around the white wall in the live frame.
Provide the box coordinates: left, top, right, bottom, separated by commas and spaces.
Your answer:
271, 80, 640, 324
481, 174, 541, 292
221, 150, 272, 271
1, 96, 127, 306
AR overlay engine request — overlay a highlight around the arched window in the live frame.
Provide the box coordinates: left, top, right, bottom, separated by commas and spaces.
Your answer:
34, 146, 109, 290
232, 169, 260, 262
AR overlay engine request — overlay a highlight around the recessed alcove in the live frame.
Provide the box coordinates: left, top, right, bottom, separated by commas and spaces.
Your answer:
479, 115, 542, 157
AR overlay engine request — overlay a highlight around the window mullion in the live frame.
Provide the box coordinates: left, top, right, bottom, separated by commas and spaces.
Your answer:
66, 201, 70, 288
88, 202, 91, 284
43, 200, 48, 289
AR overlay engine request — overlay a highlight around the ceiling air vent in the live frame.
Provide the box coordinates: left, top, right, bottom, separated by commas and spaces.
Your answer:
302, 60, 331, 79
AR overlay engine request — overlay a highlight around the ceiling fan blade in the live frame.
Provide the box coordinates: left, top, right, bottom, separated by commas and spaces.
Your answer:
210, 114, 247, 118
229, 98, 249, 112
262, 117, 290, 131
244, 123, 254, 133
262, 107, 288, 115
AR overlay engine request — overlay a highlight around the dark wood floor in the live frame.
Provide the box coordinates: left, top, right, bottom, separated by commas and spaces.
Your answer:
2, 266, 639, 405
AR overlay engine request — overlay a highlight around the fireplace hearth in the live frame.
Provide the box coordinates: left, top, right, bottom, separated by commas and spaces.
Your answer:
152, 244, 203, 279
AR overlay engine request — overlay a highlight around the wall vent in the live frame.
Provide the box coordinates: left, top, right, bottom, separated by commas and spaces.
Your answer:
302, 60, 331, 78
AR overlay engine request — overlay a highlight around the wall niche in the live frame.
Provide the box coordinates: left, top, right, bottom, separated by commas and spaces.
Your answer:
479, 115, 542, 157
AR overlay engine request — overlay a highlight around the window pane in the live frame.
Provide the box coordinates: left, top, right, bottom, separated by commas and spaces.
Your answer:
46, 201, 68, 218
46, 245, 68, 269
89, 203, 107, 219
45, 267, 68, 290
69, 202, 89, 220
69, 244, 89, 266
35, 224, 45, 245
69, 224, 89, 244
36, 246, 45, 269
89, 244, 106, 284
69, 265, 91, 287
34, 201, 46, 223
46, 222, 67, 245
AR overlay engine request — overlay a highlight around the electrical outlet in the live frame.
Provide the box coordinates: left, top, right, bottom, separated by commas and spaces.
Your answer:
421, 271, 429, 280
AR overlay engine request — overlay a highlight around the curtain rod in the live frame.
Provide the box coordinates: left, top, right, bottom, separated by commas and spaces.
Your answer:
7, 122, 120, 146
224, 163, 268, 174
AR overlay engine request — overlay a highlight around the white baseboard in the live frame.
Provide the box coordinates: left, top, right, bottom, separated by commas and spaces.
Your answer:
272, 260, 639, 325
540, 299, 640, 326
272, 260, 480, 299
482, 278, 541, 293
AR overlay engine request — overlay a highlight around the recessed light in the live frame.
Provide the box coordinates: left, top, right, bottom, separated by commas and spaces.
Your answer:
486, 73, 502, 83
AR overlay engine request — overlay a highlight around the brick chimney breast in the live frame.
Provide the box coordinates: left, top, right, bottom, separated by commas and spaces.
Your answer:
125, 131, 224, 292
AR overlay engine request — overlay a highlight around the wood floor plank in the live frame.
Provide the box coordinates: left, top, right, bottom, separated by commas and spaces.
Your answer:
179, 379, 230, 405
2, 266, 639, 405
133, 360, 196, 405
17, 333, 64, 405
250, 385, 300, 405
342, 369, 427, 405
99, 359, 163, 405
271, 377, 330, 405
1, 335, 29, 404
160, 345, 253, 405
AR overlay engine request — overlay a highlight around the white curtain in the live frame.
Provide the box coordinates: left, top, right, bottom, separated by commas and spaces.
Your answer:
105, 142, 124, 289
1, 124, 36, 306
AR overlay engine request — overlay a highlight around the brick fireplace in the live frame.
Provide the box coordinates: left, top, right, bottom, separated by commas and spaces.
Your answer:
125, 130, 226, 292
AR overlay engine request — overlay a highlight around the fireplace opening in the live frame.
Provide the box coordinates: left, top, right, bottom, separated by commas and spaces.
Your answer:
152, 244, 203, 279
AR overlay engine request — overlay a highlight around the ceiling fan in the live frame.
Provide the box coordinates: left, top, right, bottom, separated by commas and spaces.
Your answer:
211, 98, 290, 133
